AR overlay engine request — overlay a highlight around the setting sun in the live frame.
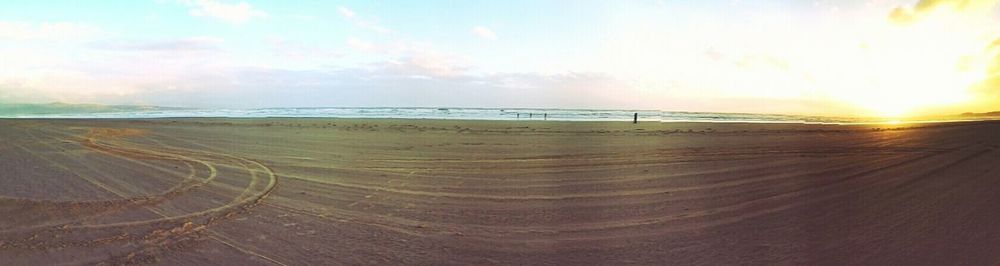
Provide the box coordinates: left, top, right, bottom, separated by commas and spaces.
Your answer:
827, 0, 995, 117
575, 0, 1000, 118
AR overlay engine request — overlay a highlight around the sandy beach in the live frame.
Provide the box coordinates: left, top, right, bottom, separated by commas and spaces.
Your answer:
1, 118, 999, 265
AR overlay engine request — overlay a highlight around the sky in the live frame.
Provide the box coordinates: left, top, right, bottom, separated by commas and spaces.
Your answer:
1, 0, 999, 117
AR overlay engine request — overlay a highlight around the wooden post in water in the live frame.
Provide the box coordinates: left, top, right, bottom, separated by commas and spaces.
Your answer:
633, 113, 638, 124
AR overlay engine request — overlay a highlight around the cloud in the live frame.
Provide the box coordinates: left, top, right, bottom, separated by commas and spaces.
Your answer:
345, 37, 429, 55
990, 38, 1000, 50
971, 38, 1000, 104
888, 7, 917, 23
0, 37, 641, 109
91, 37, 223, 52
377, 54, 472, 79
337, 6, 356, 19
87, 66, 644, 109
347, 37, 377, 52
471, 26, 498, 40
0, 21, 100, 41
345, 37, 475, 79
337, 6, 390, 33
0, 33, 236, 105
268, 38, 343, 60
888, 0, 996, 23
883, 0, 1000, 113
180, 0, 268, 24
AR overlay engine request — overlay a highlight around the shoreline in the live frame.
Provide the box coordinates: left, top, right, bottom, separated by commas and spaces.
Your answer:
5, 106, 986, 124
1, 115, 994, 126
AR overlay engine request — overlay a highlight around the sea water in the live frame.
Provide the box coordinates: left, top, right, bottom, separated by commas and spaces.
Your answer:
6, 107, 895, 123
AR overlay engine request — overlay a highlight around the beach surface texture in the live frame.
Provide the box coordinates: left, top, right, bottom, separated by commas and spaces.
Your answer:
1, 118, 999, 265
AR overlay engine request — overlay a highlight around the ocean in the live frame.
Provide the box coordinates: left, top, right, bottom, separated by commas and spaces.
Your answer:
1, 107, 921, 124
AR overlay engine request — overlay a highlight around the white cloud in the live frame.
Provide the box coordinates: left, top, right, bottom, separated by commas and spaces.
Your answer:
0, 21, 100, 40
337, 6, 356, 19
379, 53, 472, 78
471, 26, 497, 40
182, 0, 268, 24
347, 37, 376, 52
0, 33, 236, 104
344, 37, 474, 78
92, 37, 224, 52
268, 38, 343, 61
337, 6, 390, 34
49, 66, 643, 109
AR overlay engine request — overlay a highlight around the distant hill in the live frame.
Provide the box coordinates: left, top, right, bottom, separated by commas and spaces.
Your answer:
960, 111, 1000, 117
0, 102, 182, 116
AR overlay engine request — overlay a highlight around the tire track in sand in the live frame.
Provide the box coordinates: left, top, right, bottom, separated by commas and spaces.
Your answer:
0, 126, 284, 265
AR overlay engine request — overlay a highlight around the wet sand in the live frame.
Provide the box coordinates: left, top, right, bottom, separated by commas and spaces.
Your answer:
1, 118, 999, 265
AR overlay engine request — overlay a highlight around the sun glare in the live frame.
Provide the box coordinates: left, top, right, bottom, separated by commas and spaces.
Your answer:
830, 2, 994, 118
598, 1, 998, 118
